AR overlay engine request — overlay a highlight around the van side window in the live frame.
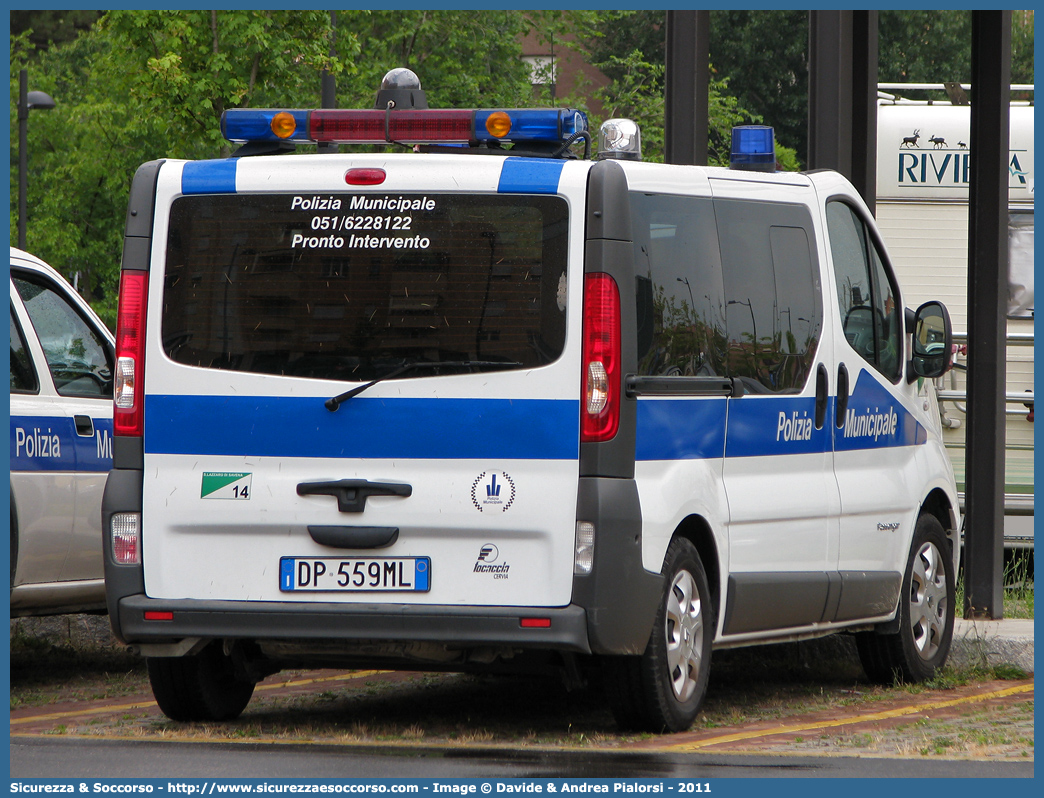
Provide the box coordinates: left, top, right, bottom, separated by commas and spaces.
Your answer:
12, 274, 113, 398
10, 307, 39, 394
826, 201, 902, 382
630, 193, 727, 377
715, 199, 823, 393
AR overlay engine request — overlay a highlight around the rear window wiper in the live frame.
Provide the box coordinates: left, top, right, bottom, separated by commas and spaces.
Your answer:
325, 360, 523, 411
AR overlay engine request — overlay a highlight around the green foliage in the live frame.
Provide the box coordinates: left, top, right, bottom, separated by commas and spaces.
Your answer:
552, 13, 772, 166
879, 11, 972, 83
99, 10, 350, 158
1010, 12, 1035, 84
9, 11, 536, 321
340, 11, 536, 110
10, 10, 102, 52
709, 11, 809, 161
9, 9, 1034, 324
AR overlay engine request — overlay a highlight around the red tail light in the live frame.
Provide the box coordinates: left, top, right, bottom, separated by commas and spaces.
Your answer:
114, 270, 148, 437
581, 273, 621, 442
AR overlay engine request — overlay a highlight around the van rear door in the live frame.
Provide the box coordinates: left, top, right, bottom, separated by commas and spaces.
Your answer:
140, 155, 586, 610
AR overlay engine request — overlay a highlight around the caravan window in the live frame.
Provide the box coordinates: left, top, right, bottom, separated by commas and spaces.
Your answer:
1008, 211, 1033, 318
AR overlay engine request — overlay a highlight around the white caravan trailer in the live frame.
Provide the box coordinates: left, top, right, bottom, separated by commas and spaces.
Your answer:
876, 85, 1034, 548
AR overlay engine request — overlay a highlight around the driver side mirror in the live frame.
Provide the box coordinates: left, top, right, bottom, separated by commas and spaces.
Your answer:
908, 300, 952, 382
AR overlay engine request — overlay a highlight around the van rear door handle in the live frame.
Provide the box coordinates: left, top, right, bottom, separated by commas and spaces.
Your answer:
296, 479, 413, 513
307, 526, 399, 549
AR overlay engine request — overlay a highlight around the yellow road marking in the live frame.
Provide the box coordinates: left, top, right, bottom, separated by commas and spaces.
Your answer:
10, 670, 388, 726
666, 683, 1034, 751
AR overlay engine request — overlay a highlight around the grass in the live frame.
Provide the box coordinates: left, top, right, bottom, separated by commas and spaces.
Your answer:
955, 548, 1034, 619
9, 624, 148, 710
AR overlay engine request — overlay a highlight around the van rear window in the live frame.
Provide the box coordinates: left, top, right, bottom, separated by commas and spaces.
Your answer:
161, 193, 568, 381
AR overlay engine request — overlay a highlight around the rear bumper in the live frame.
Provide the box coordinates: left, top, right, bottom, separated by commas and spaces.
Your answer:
115, 595, 592, 654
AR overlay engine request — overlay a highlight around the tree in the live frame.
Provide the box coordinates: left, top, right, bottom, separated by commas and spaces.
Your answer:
10, 12, 352, 326
879, 11, 972, 84
340, 11, 536, 110
573, 10, 1033, 164
559, 11, 799, 167
99, 11, 350, 159
708, 12, 808, 160
10, 11, 102, 52
10, 10, 540, 326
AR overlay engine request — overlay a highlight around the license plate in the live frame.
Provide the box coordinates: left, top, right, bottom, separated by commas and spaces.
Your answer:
279, 557, 430, 592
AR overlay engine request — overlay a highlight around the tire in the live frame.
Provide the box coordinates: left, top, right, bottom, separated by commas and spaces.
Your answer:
148, 641, 256, 721
603, 537, 713, 733
11, 487, 19, 590
857, 514, 955, 684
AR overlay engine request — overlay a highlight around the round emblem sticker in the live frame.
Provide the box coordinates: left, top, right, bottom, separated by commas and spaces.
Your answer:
471, 471, 516, 513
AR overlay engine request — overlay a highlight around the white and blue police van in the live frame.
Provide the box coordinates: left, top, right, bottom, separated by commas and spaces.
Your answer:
11, 247, 114, 616
103, 69, 961, 731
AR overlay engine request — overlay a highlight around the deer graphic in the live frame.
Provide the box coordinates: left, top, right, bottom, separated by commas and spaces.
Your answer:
958, 141, 967, 149
928, 134, 947, 149
901, 129, 920, 148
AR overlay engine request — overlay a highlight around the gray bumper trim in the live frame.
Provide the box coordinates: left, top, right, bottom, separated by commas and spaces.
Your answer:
117, 596, 591, 654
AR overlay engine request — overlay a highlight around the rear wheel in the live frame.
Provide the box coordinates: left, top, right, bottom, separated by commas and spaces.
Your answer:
148, 641, 255, 721
10, 487, 18, 589
857, 514, 955, 684
603, 537, 713, 732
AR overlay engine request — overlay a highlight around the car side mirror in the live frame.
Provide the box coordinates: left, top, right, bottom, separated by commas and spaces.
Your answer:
908, 300, 952, 382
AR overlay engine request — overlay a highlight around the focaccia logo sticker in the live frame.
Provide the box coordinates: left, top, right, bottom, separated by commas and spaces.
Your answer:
471, 471, 515, 513
201, 472, 252, 500
474, 543, 510, 579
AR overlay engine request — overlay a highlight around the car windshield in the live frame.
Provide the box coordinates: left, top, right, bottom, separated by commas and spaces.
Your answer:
161, 192, 570, 382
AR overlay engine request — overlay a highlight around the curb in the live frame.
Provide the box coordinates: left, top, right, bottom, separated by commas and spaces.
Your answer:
949, 618, 1035, 673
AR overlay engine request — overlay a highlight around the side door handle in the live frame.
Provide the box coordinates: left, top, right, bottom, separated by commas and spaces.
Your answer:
835, 364, 850, 429
815, 364, 828, 430
73, 415, 95, 437
296, 479, 413, 513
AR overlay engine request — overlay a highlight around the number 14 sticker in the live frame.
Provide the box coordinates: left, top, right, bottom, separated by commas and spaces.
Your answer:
201, 472, 252, 500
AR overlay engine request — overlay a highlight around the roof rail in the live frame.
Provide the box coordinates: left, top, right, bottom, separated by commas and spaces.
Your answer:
878, 82, 1034, 107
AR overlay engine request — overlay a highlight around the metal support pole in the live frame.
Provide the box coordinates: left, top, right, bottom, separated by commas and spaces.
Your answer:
850, 11, 878, 215
963, 11, 1011, 619
18, 69, 29, 250
664, 10, 708, 165
319, 11, 338, 153
807, 10, 877, 210
808, 12, 852, 174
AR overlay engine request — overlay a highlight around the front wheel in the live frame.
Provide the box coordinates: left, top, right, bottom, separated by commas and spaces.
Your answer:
603, 537, 714, 732
148, 641, 256, 721
857, 514, 955, 684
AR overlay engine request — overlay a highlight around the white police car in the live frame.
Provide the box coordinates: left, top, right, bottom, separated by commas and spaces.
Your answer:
10, 248, 115, 616
103, 70, 961, 730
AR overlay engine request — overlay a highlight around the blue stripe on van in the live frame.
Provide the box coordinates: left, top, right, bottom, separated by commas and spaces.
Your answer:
497, 158, 566, 194
144, 396, 579, 460
635, 398, 728, 461
724, 396, 832, 458
636, 383, 925, 461
182, 160, 238, 195
10, 415, 113, 472
834, 371, 927, 450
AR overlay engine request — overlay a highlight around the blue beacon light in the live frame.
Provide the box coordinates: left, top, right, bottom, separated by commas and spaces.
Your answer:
730, 125, 777, 172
